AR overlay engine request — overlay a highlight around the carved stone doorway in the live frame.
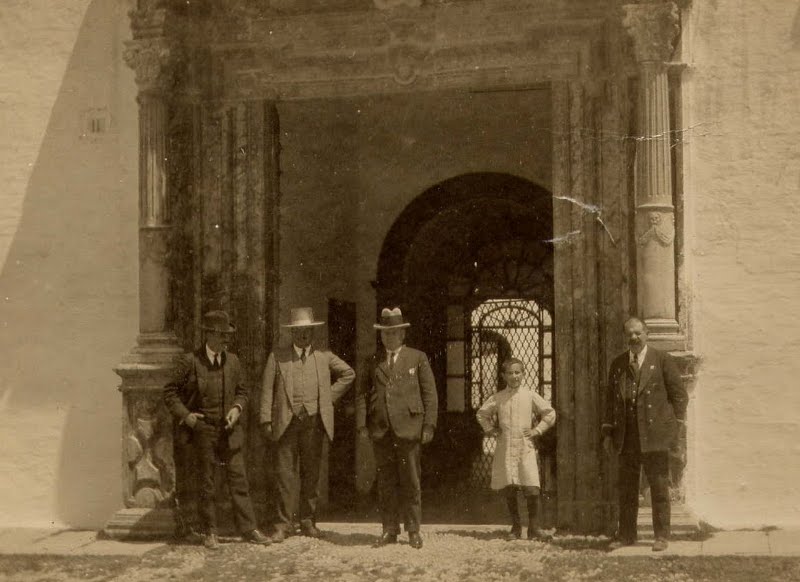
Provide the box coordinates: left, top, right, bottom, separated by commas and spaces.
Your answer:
375, 172, 554, 523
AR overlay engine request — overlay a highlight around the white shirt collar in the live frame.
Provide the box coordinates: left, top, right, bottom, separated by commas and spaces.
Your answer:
205, 344, 221, 365
630, 345, 648, 367
387, 345, 403, 362
294, 345, 312, 359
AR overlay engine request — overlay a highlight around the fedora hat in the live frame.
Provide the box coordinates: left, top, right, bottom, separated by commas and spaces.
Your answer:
201, 310, 236, 333
281, 307, 325, 328
373, 307, 411, 330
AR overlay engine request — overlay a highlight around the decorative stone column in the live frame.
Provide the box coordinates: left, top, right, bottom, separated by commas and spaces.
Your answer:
623, 2, 681, 338
104, 2, 185, 539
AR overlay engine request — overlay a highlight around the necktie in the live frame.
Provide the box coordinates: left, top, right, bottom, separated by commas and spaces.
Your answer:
301, 348, 307, 364
214, 354, 220, 368
628, 352, 638, 383
388, 352, 395, 371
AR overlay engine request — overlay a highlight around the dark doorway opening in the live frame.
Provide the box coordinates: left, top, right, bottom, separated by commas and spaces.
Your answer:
375, 172, 555, 523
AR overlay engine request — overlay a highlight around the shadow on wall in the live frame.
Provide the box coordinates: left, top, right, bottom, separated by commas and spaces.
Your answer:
793, 4, 800, 50
0, 0, 138, 528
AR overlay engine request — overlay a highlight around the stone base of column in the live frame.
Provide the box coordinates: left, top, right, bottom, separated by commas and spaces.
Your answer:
103, 508, 176, 540
104, 332, 185, 540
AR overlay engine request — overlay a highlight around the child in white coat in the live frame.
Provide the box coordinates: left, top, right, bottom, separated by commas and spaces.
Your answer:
476, 357, 556, 540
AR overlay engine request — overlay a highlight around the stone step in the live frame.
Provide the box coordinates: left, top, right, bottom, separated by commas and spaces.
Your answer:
636, 505, 700, 538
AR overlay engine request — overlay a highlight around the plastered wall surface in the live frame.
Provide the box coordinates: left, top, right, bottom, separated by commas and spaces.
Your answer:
685, 1, 800, 527
0, 0, 138, 528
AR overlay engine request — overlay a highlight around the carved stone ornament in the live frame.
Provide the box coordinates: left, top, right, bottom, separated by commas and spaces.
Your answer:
383, 12, 434, 85
124, 392, 172, 509
637, 211, 675, 247
622, 2, 680, 63
124, 39, 176, 94
374, 0, 423, 9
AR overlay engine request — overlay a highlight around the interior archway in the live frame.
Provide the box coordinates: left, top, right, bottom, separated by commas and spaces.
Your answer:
375, 172, 555, 522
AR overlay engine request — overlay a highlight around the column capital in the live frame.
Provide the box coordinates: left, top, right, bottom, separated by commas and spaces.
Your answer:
622, 2, 680, 64
124, 2, 180, 96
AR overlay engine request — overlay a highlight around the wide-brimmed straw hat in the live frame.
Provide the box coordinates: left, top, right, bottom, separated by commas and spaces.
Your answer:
201, 310, 236, 333
281, 307, 325, 328
373, 307, 411, 330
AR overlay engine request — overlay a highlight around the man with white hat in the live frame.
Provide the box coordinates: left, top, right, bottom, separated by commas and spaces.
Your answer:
356, 307, 438, 549
260, 307, 355, 541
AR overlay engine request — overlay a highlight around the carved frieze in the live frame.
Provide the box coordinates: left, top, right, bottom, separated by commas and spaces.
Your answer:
204, 3, 605, 100
374, 0, 422, 9
622, 2, 680, 63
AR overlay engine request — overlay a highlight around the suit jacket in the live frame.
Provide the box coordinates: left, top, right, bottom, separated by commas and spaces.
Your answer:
602, 346, 688, 454
259, 347, 355, 441
163, 348, 249, 449
355, 346, 438, 441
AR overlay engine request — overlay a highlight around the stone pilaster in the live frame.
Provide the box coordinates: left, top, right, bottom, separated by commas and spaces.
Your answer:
105, 1, 184, 539
623, 2, 681, 339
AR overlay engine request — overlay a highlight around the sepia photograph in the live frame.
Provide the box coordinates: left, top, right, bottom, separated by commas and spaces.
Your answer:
0, 0, 799, 579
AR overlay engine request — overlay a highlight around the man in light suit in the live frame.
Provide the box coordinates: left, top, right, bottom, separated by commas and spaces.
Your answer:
164, 310, 270, 550
356, 307, 438, 549
602, 317, 688, 552
260, 307, 355, 541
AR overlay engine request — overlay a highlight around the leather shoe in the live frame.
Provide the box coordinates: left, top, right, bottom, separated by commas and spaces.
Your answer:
243, 529, 271, 545
269, 528, 286, 543
204, 533, 220, 550
300, 524, 325, 539
608, 539, 635, 551
376, 532, 398, 546
409, 531, 423, 549
507, 526, 522, 541
652, 538, 669, 552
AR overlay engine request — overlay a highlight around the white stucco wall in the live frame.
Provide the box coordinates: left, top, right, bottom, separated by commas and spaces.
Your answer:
684, 0, 800, 527
0, 0, 138, 528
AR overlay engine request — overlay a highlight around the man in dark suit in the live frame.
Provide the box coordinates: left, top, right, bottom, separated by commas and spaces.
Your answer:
260, 307, 355, 541
164, 310, 270, 550
356, 307, 438, 549
602, 317, 688, 552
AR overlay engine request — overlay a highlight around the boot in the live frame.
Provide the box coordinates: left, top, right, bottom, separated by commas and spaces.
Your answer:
525, 495, 548, 540
505, 490, 522, 540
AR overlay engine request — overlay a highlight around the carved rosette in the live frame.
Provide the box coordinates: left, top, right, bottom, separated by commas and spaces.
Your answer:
637, 210, 675, 247
383, 12, 434, 86
622, 2, 680, 63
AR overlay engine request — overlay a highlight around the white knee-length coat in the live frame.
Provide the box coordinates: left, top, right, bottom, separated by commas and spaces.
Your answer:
476, 385, 556, 490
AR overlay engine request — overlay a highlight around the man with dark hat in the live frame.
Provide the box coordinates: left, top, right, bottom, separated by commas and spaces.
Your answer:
260, 306, 355, 541
164, 310, 270, 550
356, 307, 438, 549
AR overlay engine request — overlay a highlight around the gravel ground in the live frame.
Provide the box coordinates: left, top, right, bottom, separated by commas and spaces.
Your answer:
1, 529, 799, 582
